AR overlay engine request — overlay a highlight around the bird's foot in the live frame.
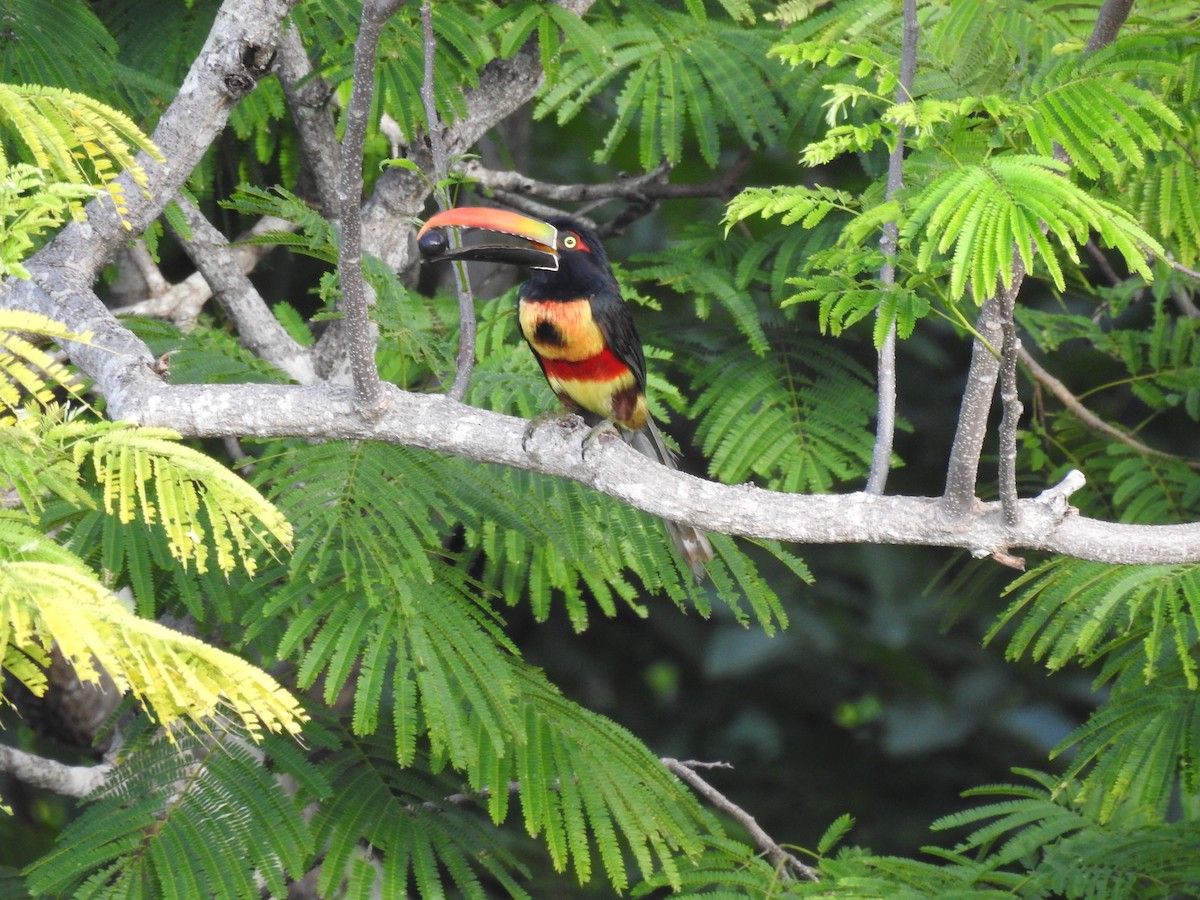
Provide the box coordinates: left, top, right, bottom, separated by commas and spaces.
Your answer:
581, 419, 621, 460
522, 409, 584, 451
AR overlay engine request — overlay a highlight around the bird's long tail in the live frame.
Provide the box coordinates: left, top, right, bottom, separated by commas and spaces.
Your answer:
626, 420, 714, 581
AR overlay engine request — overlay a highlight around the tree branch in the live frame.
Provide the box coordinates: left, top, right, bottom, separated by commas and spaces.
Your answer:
334, 0, 400, 411
997, 258, 1026, 526
173, 202, 316, 383
421, 0, 477, 402
866, 0, 918, 495
1086, 0, 1136, 52
662, 758, 818, 882
275, 20, 342, 217
458, 157, 749, 206
941, 296, 1003, 517
0, 744, 111, 799
9, 253, 1200, 565
113, 214, 298, 328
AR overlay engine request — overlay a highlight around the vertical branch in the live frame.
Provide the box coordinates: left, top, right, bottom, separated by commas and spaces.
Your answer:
276, 23, 342, 218
337, 0, 401, 412
866, 0, 919, 494
996, 255, 1026, 525
1086, 0, 1136, 52
421, 0, 477, 402
940, 296, 1002, 517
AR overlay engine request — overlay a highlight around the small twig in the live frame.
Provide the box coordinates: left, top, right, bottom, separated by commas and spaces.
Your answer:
1164, 256, 1200, 284
336, 0, 401, 412
460, 156, 750, 206
661, 757, 819, 883
865, 0, 918, 495
421, 0, 477, 402
1019, 345, 1200, 471
1171, 284, 1200, 319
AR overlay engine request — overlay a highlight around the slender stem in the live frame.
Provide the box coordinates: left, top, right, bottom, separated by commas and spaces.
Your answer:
421, 0, 477, 402
996, 257, 1026, 525
866, 0, 918, 494
1020, 346, 1200, 470
337, 0, 401, 411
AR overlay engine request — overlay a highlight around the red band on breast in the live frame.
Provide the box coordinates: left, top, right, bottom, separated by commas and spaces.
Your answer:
540, 347, 630, 382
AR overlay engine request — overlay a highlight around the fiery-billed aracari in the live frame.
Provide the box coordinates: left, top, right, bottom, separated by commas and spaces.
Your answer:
417, 207, 714, 579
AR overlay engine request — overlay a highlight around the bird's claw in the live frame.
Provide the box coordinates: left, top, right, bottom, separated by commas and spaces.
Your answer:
581, 420, 621, 460
522, 410, 583, 451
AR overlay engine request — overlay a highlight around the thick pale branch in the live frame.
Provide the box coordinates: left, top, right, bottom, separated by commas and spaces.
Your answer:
0, 745, 110, 799
6, 267, 1199, 564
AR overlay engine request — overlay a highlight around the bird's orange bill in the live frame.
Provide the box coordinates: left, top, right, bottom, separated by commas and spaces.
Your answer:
417, 207, 559, 270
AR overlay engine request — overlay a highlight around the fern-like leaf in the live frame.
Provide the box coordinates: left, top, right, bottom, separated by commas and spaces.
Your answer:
989, 557, 1200, 689
692, 333, 882, 493
0, 553, 305, 738
26, 729, 311, 898
902, 155, 1162, 301
1022, 39, 1182, 181
79, 425, 292, 575
536, 7, 788, 169
0, 81, 162, 225
0, 310, 90, 421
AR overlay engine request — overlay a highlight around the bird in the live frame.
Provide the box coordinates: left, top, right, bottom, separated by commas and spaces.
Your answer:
417, 206, 714, 579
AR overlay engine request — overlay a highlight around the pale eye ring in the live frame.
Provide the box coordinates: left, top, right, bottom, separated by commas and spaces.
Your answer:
562, 234, 578, 249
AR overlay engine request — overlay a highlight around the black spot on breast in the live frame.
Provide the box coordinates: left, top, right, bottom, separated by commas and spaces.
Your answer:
534, 320, 565, 346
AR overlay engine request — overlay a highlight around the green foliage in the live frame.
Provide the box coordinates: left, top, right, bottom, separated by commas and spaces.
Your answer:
904, 155, 1159, 301
535, 4, 791, 168
0, 82, 162, 227
932, 769, 1200, 898
310, 733, 533, 897
0, 80, 160, 275
990, 558, 1200, 686
0, 0, 120, 96
692, 332, 882, 492
7, 1, 1200, 897
25, 727, 313, 898
0, 317, 303, 740
0, 159, 101, 279
295, 0, 492, 145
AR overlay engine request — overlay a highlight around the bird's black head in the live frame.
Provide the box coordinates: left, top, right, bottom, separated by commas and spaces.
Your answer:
525, 216, 615, 297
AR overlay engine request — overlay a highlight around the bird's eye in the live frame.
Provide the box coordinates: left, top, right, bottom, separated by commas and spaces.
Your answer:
562, 234, 578, 249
